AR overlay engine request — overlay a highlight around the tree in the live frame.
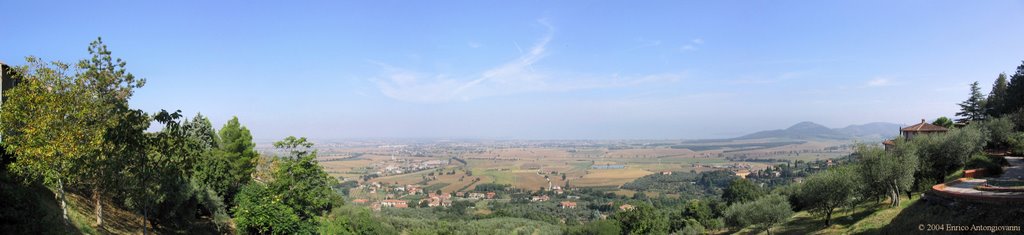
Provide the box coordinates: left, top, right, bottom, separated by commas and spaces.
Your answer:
267, 136, 338, 221
724, 194, 793, 235
911, 125, 985, 183
232, 183, 303, 235
0, 57, 107, 224
194, 116, 258, 204
611, 202, 669, 235
957, 81, 987, 122
722, 178, 764, 205
78, 38, 148, 227
233, 136, 338, 233
980, 117, 1015, 150
566, 219, 621, 235
2, 39, 149, 227
670, 199, 714, 232
932, 117, 954, 128
854, 143, 916, 207
1004, 61, 1024, 115
125, 110, 207, 233
799, 165, 858, 226
986, 73, 1009, 117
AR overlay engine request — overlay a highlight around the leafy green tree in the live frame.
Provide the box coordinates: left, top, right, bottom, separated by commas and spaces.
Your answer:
318, 206, 398, 235
134, 110, 213, 232
232, 183, 303, 235
0, 57, 106, 224
722, 178, 764, 205
611, 202, 669, 235
233, 136, 338, 234
194, 116, 258, 204
980, 117, 1015, 150
932, 116, 954, 128
724, 194, 793, 235
670, 199, 714, 232
268, 136, 338, 220
799, 165, 858, 226
566, 219, 621, 235
986, 73, 1009, 117
1004, 61, 1024, 115
2, 39, 149, 226
78, 38, 149, 227
957, 81, 987, 122
854, 143, 917, 207
182, 113, 219, 151
911, 125, 985, 183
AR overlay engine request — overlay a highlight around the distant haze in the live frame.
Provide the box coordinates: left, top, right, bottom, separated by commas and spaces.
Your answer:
2, 1, 1022, 141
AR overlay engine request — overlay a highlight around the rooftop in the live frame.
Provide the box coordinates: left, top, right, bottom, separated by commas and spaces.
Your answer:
901, 119, 949, 132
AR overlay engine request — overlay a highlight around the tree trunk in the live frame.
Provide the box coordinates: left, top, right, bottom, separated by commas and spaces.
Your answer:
893, 181, 900, 207
825, 210, 832, 226
94, 186, 103, 227
57, 177, 69, 223
143, 207, 148, 235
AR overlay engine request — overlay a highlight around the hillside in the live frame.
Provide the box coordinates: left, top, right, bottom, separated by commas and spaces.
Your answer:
734, 121, 899, 141
835, 122, 902, 140
0, 170, 221, 234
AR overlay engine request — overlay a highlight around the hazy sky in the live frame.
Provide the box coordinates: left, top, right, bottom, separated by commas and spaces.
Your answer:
2, 1, 1023, 140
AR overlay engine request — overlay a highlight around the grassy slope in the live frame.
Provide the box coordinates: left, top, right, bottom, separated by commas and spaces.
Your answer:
1, 170, 220, 234
739, 195, 1024, 235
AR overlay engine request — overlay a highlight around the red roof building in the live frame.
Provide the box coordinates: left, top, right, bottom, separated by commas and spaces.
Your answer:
560, 201, 577, 209
381, 199, 408, 208
884, 119, 950, 150
900, 119, 949, 139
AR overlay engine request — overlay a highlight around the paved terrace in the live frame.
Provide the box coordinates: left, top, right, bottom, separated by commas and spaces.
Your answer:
929, 157, 1024, 204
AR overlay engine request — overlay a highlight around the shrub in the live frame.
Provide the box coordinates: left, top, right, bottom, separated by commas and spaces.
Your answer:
1011, 132, 1024, 155
965, 154, 1004, 176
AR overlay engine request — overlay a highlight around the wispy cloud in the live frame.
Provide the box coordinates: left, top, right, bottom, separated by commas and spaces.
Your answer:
373, 20, 684, 103
866, 77, 892, 87
730, 71, 805, 85
680, 38, 704, 52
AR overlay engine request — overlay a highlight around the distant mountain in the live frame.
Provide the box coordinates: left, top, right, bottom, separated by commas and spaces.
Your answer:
734, 121, 900, 140
836, 122, 902, 139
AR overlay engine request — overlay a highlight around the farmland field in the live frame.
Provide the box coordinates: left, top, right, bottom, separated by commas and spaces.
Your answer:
320, 139, 854, 194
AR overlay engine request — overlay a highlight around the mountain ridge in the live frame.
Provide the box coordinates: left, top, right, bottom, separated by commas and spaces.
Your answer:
733, 121, 900, 140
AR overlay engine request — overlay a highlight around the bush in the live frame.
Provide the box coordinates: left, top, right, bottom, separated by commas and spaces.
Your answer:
965, 154, 1004, 176
980, 117, 1015, 151
723, 194, 793, 234
232, 183, 307, 234
1011, 132, 1024, 155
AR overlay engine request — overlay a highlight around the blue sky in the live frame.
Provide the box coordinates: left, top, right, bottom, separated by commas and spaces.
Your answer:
2, 1, 1023, 140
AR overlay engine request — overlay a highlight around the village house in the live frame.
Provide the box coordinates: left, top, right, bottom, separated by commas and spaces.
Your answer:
734, 170, 751, 179
559, 201, 577, 209
455, 192, 466, 197
531, 195, 550, 202
469, 192, 486, 199
619, 204, 635, 211
421, 194, 453, 207
381, 199, 408, 208
883, 119, 949, 150
486, 192, 496, 199
661, 171, 673, 175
